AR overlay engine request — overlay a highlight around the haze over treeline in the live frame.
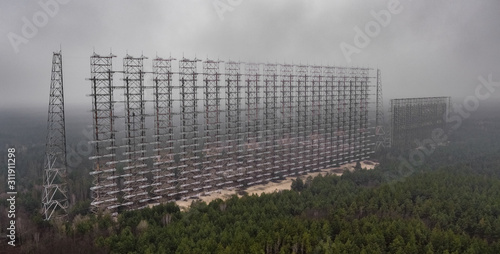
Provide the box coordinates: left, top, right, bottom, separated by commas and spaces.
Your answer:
2, 0, 500, 110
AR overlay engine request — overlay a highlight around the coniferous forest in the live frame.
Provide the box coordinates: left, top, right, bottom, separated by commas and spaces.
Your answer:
1, 111, 500, 253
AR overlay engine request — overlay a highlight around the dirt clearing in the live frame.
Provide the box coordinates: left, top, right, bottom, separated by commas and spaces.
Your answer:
175, 160, 378, 210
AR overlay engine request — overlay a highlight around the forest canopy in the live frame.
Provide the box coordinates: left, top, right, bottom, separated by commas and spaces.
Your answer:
2, 116, 500, 253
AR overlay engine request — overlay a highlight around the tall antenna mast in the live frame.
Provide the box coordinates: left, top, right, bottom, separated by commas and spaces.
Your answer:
42, 50, 69, 220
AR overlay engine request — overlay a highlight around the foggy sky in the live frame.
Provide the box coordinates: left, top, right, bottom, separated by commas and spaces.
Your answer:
1, 0, 500, 111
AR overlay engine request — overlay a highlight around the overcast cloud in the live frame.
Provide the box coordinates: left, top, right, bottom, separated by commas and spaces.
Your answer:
1, 0, 499, 111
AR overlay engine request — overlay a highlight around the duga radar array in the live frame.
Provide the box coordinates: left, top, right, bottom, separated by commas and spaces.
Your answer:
87, 53, 377, 214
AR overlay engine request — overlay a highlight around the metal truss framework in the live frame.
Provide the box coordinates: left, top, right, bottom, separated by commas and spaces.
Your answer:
89, 53, 119, 214
122, 55, 150, 210
88, 54, 377, 213
224, 61, 243, 188
295, 65, 309, 174
151, 57, 176, 204
390, 97, 450, 149
310, 66, 322, 172
203, 59, 224, 193
178, 58, 202, 198
263, 64, 279, 180
244, 63, 262, 186
279, 64, 295, 177
375, 69, 391, 149
42, 51, 69, 220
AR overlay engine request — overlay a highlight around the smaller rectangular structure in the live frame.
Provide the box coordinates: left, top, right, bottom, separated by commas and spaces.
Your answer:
391, 97, 450, 149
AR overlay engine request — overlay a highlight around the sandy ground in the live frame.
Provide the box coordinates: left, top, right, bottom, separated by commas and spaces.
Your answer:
174, 160, 378, 210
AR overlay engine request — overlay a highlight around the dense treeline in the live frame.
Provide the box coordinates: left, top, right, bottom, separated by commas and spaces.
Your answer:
90, 163, 500, 253
97, 117, 500, 253
4, 115, 500, 253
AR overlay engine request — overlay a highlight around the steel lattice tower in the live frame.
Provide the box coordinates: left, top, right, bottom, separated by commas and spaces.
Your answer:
361, 68, 373, 159
295, 65, 309, 174
336, 67, 347, 164
347, 68, 356, 162
310, 66, 322, 172
375, 69, 391, 149
323, 66, 335, 167
179, 58, 201, 198
356, 68, 371, 160
203, 59, 224, 194
224, 61, 243, 188
279, 64, 295, 177
151, 56, 176, 203
332, 67, 342, 165
244, 63, 261, 186
89, 53, 120, 214
42, 51, 69, 220
319, 67, 332, 167
263, 63, 278, 181
122, 55, 150, 210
